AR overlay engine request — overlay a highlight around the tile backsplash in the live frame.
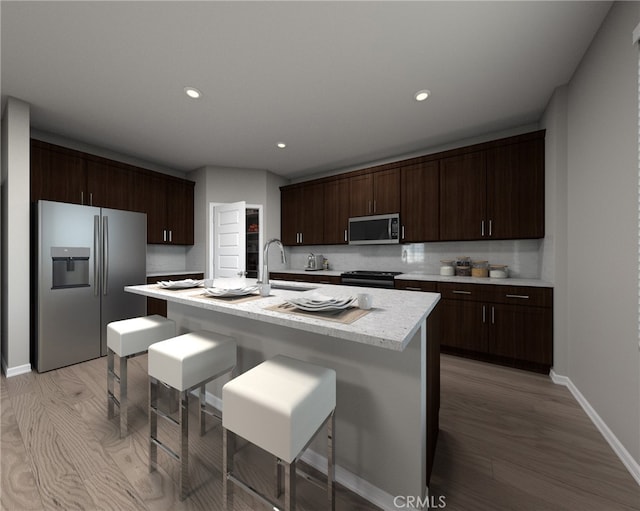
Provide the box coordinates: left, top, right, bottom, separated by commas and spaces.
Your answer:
285, 239, 542, 279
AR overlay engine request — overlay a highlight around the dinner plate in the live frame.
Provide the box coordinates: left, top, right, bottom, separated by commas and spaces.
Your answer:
285, 294, 357, 311
157, 279, 203, 289
203, 286, 259, 297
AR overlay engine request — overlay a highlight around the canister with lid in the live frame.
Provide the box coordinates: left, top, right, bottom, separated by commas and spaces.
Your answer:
455, 257, 471, 277
471, 260, 489, 278
440, 260, 455, 276
489, 264, 509, 278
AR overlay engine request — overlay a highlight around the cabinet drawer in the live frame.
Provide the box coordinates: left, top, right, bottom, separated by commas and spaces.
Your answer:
484, 286, 552, 307
437, 282, 486, 301
395, 280, 438, 292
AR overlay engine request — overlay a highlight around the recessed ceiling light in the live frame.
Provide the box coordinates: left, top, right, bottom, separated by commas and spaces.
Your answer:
277, 142, 286, 149
414, 89, 431, 102
184, 87, 202, 99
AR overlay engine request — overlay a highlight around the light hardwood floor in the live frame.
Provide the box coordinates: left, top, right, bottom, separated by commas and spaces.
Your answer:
429, 355, 640, 511
1, 353, 639, 510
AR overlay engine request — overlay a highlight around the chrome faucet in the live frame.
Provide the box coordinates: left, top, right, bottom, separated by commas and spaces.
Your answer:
260, 238, 286, 284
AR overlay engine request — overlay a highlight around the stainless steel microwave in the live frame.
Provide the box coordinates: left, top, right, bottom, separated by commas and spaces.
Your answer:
348, 213, 400, 245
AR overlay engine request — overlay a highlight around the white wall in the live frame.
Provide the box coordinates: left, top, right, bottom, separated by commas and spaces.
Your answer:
540, 85, 569, 374
1, 98, 31, 375
563, 1, 639, 467
188, 165, 288, 277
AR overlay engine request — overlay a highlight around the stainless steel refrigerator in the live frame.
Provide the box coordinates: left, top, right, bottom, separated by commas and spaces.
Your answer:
34, 200, 147, 372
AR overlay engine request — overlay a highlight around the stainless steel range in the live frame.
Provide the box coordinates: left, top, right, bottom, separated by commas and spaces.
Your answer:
340, 270, 402, 288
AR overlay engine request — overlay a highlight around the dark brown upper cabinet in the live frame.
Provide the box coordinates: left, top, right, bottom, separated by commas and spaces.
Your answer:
440, 134, 544, 241
323, 178, 350, 244
281, 182, 324, 246
349, 168, 400, 217
400, 161, 440, 242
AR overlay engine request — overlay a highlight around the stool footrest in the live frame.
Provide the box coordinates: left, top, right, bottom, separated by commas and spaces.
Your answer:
107, 392, 120, 409
107, 368, 121, 384
226, 472, 281, 511
150, 404, 180, 427
150, 436, 180, 462
277, 458, 327, 492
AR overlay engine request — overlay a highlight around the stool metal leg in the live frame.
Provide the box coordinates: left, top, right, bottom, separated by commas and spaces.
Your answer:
179, 390, 189, 501
284, 460, 296, 511
199, 384, 206, 436
328, 410, 335, 511
149, 376, 158, 473
276, 457, 283, 498
107, 349, 115, 419
223, 428, 235, 511
119, 356, 128, 438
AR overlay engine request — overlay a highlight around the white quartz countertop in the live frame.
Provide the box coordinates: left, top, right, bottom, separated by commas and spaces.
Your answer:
396, 272, 553, 288
125, 279, 439, 351
147, 270, 204, 278
274, 269, 552, 288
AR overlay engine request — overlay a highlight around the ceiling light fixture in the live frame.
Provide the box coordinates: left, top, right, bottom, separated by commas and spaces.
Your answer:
184, 86, 202, 99
277, 142, 286, 149
414, 89, 431, 102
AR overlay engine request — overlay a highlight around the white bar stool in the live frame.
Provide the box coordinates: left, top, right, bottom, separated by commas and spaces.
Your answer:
222, 355, 336, 511
107, 314, 176, 438
148, 330, 236, 501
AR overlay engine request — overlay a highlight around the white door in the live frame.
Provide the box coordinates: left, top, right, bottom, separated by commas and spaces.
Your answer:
213, 201, 246, 278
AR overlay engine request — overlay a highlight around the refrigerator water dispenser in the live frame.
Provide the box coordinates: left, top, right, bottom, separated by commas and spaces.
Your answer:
51, 246, 90, 289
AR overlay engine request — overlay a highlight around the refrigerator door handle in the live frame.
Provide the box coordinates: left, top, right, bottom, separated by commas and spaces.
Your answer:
103, 215, 109, 295
94, 215, 100, 296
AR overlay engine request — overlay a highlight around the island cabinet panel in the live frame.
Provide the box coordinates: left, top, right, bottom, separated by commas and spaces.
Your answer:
280, 182, 324, 246
400, 161, 440, 242
394, 279, 437, 292
349, 168, 400, 217
31, 140, 87, 204
439, 151, 487, 240
323, 178, 350, 244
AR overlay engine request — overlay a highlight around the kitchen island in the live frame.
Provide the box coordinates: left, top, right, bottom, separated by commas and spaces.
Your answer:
125, 280, 440, 509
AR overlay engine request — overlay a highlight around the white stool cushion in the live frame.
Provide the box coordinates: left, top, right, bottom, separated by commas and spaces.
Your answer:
107, 315, 175, 357
148, 331, 236, 391
222, 355, 336, 464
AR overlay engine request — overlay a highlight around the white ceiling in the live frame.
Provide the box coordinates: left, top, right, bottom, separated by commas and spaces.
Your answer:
1, 1, 612, 179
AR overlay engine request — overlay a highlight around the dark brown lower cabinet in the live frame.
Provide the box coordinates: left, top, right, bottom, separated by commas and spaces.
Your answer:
438, 282, 553, 374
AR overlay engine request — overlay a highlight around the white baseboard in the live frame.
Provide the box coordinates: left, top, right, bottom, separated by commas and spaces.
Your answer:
203, 390, 420, 510
550, 370, 640, 486
2, 359, 31, 378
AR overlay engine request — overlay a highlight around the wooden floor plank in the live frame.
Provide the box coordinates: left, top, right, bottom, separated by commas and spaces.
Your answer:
3, 353, 638, 510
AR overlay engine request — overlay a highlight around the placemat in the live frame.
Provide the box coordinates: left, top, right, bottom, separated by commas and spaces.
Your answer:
199, 292, 263, 304
265, 302, 370, 324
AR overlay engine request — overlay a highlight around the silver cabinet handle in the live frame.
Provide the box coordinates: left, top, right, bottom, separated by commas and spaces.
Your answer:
489, 219, 492, 237
163, 229, 166, 242
506, 294, 530, 299
373, 200, 377, 213
482, 304, 486, 323
169, 230, 172, 243
481, 220, 485, 237
491, 306, 495, 324
89, 192, 93, 206
344, 229, 348, 242
81, 191, 84, 205
402, 225, 405, 240
300, 232, 303, 244
452, 290, 472, 295
406, 287, 423, 291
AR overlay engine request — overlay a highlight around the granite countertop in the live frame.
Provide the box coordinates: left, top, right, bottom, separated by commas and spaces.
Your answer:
125, 279, 440, 352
